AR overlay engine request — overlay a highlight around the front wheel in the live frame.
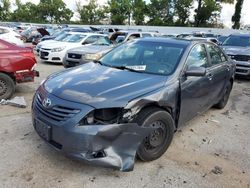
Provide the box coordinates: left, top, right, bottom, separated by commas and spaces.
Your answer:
135, 107, 175, 161
0, 73, 15, 100
214, 82, 232, 109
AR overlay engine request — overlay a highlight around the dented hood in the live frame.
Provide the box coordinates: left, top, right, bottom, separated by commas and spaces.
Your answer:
44, 62, 166, 108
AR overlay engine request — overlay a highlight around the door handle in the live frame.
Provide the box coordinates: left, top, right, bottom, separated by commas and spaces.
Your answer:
207, 73, 213, 80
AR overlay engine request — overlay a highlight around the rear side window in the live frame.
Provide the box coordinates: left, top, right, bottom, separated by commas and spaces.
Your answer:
0, 29, 9, 34
206, 44, 227, 65
142, 33, 152, 38
186, 44, 209, 68
127, 34, 140, 41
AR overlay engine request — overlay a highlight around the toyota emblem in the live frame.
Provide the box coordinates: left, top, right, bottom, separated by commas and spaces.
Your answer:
42, 98, 52, 108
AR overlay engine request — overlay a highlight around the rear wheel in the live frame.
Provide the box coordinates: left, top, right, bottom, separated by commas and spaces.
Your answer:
135, 107, 175, 161
0, 73, 15, 100
214, 82, 232, 109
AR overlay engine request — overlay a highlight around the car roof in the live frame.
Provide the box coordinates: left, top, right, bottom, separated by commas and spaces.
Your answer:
67, 32, 106, 36
0, 26, 12, 31
229, 33, 250, 37
138, 37, 192, 46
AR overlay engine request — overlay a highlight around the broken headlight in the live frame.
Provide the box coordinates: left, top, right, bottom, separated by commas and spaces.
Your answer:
78, 108, 124, 126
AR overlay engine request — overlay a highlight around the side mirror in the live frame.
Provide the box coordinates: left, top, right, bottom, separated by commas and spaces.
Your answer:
82, 41, 89, 45
185, 67, 206, 77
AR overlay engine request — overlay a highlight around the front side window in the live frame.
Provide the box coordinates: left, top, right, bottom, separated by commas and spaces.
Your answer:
186, 44, 208, 68
206, 44, 226, 65
100, 40, 186, 75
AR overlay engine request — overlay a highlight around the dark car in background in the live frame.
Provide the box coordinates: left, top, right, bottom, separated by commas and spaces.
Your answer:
32, 38, 235, 171
222, 34, 250, 78
63, 36, 114, 68
21, 27, 50, 43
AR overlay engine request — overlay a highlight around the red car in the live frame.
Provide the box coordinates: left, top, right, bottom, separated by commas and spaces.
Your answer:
0, 39, 39, 100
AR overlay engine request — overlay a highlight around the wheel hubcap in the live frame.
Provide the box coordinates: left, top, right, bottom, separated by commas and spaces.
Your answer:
144, 121, 166, 150
0, 80, 7, 96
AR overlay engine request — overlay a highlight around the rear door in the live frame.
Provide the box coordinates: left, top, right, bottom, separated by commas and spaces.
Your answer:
179, 44, 211, 125
205, 44, 230, 102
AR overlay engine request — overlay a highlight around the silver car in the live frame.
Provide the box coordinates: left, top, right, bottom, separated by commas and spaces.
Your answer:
63, 36, 113, 68
222, 34, 250, 78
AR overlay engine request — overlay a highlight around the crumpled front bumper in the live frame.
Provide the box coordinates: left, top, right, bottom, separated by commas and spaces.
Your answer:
33, 119, 152, 171
15, 70, 39, 83
32, 90, 153, 171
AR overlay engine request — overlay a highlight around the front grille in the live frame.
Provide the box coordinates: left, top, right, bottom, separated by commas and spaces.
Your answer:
237, 64, 250, 68
231, 55, 250, 62
34, 94, 80, 122
41, 48, 52, 51
68, 53, 82, 59
40, 51, 49, 56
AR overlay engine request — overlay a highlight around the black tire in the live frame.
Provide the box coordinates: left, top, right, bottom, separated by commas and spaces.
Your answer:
214, 82, 232, 109
135, 107, 175, 161
0, 73, 15, 100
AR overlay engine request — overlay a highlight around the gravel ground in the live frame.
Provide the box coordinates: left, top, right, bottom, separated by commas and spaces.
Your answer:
0, 59, 249, 188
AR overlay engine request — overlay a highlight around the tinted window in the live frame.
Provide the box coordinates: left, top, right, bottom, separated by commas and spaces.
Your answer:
186, 44, 208, 68
100, 40, 186, 75
206, 44, 227, 65
223, 35, 250, 47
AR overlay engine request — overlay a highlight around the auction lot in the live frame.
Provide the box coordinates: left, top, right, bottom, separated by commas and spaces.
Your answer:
0, 58, 250, 188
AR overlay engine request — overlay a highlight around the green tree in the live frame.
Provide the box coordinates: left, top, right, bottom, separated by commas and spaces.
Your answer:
195, 0, 233, 27
108, 0, 132, 25
232, 0, 244, 29
38, 0, 73, 23
133, 0, 147, 25
76, 0, 107, 24
174, 0, 193, 25
147, 0, 174, 26
0, 0, 11, 21
11, 2, 41, 22
194, 0, 220, 27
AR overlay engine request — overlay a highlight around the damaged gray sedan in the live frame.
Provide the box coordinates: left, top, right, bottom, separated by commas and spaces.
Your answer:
32, 38, 235, 171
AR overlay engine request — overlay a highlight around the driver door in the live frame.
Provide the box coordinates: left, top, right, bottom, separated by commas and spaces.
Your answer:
178, 44, 212, 126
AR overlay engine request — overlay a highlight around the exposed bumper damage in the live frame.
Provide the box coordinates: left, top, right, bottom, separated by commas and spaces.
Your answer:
67, 124, 154, 171
33, 112, 153, 171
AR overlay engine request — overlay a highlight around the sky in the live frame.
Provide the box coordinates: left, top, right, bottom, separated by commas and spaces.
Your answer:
9, 0, 250, 28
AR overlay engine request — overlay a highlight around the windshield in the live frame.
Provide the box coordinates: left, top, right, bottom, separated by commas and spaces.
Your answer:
62, 34, 86, 43
223, 35, 250, 47
54, 33, 70, 41
93, 37, 112, 45
100, 40, 186, 75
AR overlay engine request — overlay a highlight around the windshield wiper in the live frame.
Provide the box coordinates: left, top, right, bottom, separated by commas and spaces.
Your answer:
111, 66, 142, 73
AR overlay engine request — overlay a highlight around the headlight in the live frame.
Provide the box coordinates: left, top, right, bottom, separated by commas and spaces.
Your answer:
78, 108, 123, 126
51, 46, 66, 52
84, 53, 102, 61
